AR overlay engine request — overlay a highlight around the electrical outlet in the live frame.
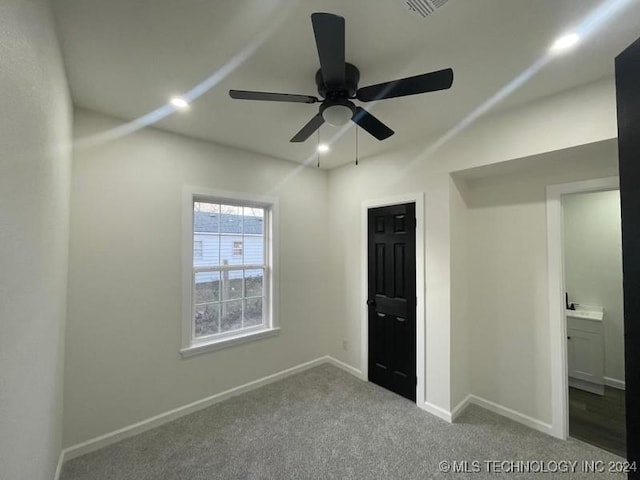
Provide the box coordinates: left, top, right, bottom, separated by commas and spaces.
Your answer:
342, 339, 348, 351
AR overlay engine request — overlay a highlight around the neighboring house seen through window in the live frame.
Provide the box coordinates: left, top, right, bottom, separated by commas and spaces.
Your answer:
193, 240, 203, 258
182, 189, 278, 356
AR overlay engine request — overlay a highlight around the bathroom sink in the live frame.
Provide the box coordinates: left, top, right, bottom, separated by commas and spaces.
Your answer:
566, 307, 604, 321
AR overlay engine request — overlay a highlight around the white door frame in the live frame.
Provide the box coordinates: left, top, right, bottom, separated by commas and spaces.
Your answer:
361, 192, 425, 405
546, 176, 619, 439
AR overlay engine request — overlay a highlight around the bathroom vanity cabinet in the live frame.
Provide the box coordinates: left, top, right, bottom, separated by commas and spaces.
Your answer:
567, 307, 605, 395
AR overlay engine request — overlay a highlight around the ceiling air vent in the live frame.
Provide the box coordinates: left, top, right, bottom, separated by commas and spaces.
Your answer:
399, 0, 450, 18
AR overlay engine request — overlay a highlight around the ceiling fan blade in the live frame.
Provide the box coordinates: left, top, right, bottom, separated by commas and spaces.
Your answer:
356, 68, 453, 102
311, 13, 345, 86
290, 113, 325, 142
352, 107, 394, 140
230, 90, 318, 104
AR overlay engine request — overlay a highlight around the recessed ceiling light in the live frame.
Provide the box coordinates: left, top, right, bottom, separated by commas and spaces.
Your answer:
317, 144, 330, 153
170, 96, 190, 110
550, 33, 580, 54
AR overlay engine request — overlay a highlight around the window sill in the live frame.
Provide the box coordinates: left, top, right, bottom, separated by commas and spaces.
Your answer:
180, 327, 280, 358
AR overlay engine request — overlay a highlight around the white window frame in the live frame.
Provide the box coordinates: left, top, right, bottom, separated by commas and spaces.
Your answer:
180, 186, 279, 357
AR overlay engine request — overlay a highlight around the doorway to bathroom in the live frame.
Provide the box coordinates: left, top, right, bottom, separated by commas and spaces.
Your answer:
563, 187, 625, 456
547, 177, 625, 457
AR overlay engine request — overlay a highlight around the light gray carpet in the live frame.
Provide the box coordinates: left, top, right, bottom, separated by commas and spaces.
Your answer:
61, 364, 625, 479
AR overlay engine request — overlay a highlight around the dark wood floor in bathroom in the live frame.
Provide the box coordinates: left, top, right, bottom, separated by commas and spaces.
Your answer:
569, 386, 626, 457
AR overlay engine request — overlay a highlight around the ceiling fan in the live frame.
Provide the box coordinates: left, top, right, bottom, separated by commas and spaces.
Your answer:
229, 13, 453, 143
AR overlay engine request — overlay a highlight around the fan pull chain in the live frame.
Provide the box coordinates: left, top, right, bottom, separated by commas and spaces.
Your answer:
317, 129, 320, 168
355, 126, 359, 166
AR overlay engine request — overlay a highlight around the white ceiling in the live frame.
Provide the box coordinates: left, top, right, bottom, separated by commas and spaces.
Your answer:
53, 0, 640, 169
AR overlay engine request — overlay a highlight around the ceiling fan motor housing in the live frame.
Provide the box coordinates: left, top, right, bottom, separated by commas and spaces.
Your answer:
315, 63, 360, 99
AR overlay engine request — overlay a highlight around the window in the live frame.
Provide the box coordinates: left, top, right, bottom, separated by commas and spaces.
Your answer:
181, 188, 278, 356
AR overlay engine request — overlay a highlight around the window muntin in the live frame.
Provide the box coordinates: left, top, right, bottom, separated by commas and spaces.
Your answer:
192, 200, 268, 340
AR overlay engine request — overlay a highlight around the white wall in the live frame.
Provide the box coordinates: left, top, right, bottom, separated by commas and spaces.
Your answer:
64, 109, 330, 446
563, 190, 624, 384
464, 174, 553, 423
457, 141, 618, 424
63, 75, 620, 446
450, 178, 470, 408
0, 1, 72, 479
327, 161, 453, 412
327, 76, 618, 419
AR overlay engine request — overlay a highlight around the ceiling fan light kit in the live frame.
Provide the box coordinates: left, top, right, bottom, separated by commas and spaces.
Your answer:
321, 101, 354, 126
229, 12, 453, 144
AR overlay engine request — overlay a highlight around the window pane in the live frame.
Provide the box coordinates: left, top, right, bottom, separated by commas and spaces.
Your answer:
220, 205, 242, 234
244, 269, 263, 297
221, 269, 243, 301
194, 201, 220, 266
195, 303, 219, 337
193, 240, 203, 258
220, 300, 242, 332
243, 207, 264, 235
195, 272, 220, 303
190, 198, 270, 343
244, 297, 263, 327
220, 235, 243, 266
243, 235, 264, 265
194, 202, 220, 227
197, 235, 220, 266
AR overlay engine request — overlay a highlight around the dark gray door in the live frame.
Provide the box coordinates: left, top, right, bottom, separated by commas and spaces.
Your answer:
616, 36, 640, 473
367, 203, 417, 402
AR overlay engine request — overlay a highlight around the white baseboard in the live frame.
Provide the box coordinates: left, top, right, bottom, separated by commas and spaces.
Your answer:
57, 356, 556, 474
419, 401, 452, 422
328, 358, 454, 424
338, 368, 555, 438
319, 360, 551, 437
605, 376, 626, 390
61, 356, 334, 463
325, 356, 365, 379
454, 394, 553, 436
54, 449, 65, 480
325, 358, 454, 424
451, 394, 473, 421
569, 377, 605, 395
